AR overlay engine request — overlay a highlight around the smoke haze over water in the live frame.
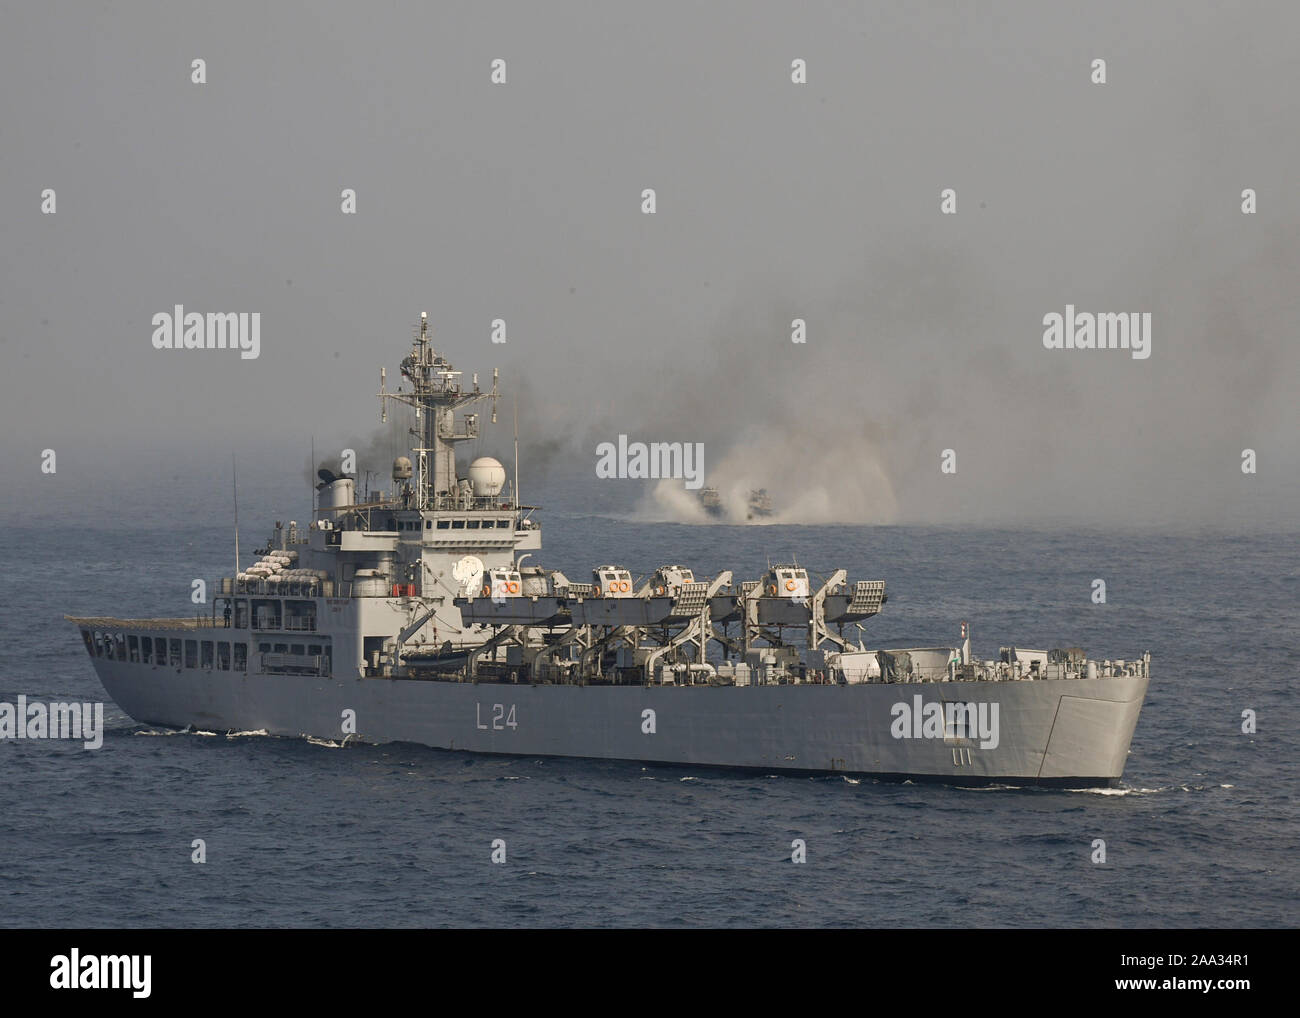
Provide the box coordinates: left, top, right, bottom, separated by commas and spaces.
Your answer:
0, 3, 1295, 532
501, 230, 1299, 529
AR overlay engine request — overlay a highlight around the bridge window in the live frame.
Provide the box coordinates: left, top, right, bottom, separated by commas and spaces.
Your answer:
170, 639, 182, 666
252, 599, 281, 630
233, 645, 247, 671
201, 641, 214, 669
437, 520, 450, 530
451, 520, 465, 530
128, 636, 140, 663
185, 640, 198, 668
284, 600, 316, 632
217, 643, 231, 671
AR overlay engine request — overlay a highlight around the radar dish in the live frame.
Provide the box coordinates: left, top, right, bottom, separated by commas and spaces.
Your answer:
452, 555, 485, 596
317, 468, 338, 486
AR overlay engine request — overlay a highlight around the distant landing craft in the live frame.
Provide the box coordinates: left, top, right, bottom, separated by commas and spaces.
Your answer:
698, 487, 773, 521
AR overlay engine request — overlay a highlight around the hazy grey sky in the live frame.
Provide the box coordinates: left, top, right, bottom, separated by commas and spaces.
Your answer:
2, 1, 1296, 528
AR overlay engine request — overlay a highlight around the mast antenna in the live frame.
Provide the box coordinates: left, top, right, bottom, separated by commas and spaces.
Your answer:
513, 395, 520, 509
232, 453, 240, 575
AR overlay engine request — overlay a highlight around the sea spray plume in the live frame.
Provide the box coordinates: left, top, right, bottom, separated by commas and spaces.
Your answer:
649, 422, 898, 524
460, 223, 1300, 527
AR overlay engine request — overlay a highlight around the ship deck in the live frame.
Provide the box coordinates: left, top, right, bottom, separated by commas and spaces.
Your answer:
66, 615, 218, 630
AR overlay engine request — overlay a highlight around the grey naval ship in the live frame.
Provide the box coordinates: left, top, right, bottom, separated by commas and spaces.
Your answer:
70, 313, 1150, 785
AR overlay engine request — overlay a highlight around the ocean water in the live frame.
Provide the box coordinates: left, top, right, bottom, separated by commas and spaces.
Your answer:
2, 506, 1296, 928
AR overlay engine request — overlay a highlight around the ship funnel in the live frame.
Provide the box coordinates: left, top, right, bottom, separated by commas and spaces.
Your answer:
320, 477, 354, 520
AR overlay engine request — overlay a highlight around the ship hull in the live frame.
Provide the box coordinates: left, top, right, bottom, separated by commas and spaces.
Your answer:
88, 658, 1147, 786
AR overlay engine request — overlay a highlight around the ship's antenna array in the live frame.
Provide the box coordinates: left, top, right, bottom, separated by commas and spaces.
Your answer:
232, 453, 240, 576
370, 311, 505, 511
514, 394, 520, 509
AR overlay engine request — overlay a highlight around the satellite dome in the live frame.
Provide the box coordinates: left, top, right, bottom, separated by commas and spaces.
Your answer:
467, 457, 506, 496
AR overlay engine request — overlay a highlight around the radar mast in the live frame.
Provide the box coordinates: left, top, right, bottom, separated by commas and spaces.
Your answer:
376, 311, 500, 510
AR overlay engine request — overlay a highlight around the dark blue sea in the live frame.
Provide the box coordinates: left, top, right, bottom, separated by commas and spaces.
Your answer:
2, 478, 1296, 927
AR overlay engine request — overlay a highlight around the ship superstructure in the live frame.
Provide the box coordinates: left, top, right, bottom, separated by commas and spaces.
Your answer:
70, 314, 1150, 785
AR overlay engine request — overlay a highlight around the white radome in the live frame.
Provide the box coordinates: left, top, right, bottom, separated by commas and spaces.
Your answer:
467, 457, 506, 496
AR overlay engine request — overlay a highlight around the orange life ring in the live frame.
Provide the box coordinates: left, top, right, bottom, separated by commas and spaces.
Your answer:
656, 585, 665, 596
619, 580, 630, 592
768, 584, 778, 595
507, 581, 519, 594
785, 579, 797, 591
482, 585, 491, 597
